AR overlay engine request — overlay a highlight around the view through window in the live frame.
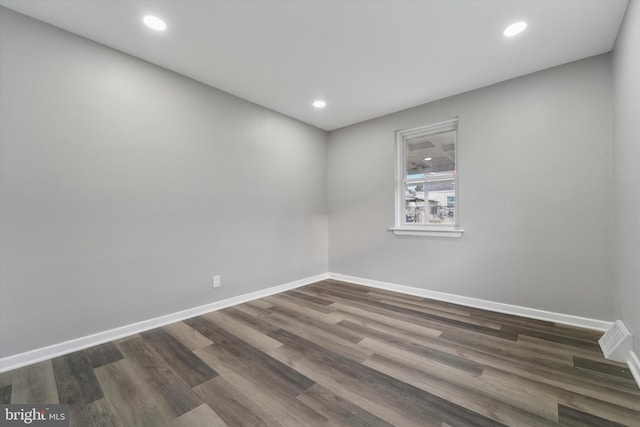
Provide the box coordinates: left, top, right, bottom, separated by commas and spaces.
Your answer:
396, 118, 459, 230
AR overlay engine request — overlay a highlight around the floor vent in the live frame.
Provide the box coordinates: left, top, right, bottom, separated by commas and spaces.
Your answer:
599, 320, 633, 363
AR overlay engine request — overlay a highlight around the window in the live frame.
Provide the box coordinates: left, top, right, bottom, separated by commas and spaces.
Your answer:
392, 118, 463, 237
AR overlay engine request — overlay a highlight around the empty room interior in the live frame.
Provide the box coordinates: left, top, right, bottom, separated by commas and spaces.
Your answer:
1, 0, 639, 426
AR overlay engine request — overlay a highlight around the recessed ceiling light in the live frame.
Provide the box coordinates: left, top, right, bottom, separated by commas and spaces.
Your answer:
424, 157, 432, 161
143, 15, 167, 31
504, 21, 527, 37
313, 100, 326, 109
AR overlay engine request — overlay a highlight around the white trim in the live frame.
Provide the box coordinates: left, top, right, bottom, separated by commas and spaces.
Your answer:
399, 117, 459, 136
395, 117, 461, 235
627, 351, 640, 389
2, 270, 627, 385
0, 273, 328, 373
390, 227, 464, 238
327, 272, 613, 331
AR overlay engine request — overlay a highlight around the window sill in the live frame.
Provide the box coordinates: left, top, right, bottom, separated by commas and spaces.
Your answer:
389, 227, 464, 238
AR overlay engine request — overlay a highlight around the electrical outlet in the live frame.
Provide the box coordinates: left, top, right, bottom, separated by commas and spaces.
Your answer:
213, 275, 221, 288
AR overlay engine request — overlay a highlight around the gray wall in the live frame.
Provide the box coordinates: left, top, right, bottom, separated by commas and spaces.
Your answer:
0, 8, 328, 358
0, 5, 625, 360
612, 0, 640, 355
328, 54, 614, 320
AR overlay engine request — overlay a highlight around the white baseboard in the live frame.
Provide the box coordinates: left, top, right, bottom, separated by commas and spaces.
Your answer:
627, 351, 640, 389
327, 273, 640, 389
1, 270, 627, 386
0, 273, 328, 373
327, 272, 613, 332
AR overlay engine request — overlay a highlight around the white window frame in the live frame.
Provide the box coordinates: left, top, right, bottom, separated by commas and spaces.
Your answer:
391, 117, 464, 238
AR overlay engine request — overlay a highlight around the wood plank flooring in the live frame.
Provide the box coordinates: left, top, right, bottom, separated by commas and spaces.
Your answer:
1, 279, 639, 426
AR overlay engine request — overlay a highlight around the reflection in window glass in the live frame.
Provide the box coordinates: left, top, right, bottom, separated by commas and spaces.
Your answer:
426, 178, 455, 224
402, 127, 456, 225
405, 184, 425, 223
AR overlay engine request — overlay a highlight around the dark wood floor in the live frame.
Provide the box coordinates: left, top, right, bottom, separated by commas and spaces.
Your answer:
1, 280, 639, 426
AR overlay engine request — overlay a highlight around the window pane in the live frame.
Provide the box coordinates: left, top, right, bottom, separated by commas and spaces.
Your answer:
425, 178, 455, 224
404, 184, 426, 224
405, 130, 456, 179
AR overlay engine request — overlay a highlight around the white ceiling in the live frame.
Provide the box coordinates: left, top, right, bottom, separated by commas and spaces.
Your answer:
0, 0, 628, 131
